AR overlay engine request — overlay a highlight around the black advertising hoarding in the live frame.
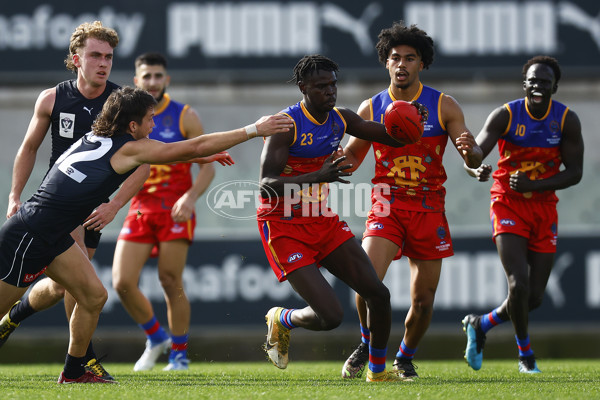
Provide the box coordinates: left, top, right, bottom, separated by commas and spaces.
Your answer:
1, 0, 599, 83
16, 235, 600, 328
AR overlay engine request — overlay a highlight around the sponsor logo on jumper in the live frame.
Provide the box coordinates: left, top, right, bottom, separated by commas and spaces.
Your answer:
59, 112, 75, 138
287, 252, 303, 263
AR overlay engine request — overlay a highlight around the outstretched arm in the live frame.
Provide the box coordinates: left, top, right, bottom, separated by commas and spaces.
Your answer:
111, 114, 293, 174
340, 99, 373, 173
338, 107, 407, 147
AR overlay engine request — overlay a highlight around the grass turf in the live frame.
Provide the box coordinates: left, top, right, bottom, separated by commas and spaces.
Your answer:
1, 360, 599, 399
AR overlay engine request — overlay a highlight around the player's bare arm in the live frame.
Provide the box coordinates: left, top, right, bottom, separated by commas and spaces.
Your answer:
114, 114, 293, 173
441, 94, 482, 169
180, 113, 233, 165
258, 126, 294, 197
463, 104, 510, 181
341, 99, 374, 173
7, 87, 56, 218
198, 152, 234, 165
83, 164, 150, 231
338, 107, 406, 148
172, 105, 215, 223
260, 126, 352, 197
476, 105, 511, 158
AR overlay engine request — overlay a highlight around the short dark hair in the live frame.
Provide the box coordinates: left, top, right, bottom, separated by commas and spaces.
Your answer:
135, 52, 168, 69
375, 21, 435, 69
522, 55, 561, 83
291, 54, 339, 84
92, 86, 157, 137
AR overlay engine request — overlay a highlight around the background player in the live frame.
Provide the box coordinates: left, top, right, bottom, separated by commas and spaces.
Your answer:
340, 21, 482, 379
462, 55, 583, 373
112, 52, 233, 372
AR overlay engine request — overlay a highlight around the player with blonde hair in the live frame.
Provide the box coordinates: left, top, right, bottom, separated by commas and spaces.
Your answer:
0, 86, 292, 383
1, 21, 149, 380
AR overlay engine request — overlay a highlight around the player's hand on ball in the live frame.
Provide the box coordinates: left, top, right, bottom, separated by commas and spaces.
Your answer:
410, 100, 429, 123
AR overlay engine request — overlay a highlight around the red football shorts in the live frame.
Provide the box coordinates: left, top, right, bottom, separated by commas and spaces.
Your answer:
363, 207, 453, 261
118, 211, 195, 247
258, 215, 355, 282
490, 195, 557, 253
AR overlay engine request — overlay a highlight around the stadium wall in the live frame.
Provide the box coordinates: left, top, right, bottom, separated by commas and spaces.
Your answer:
1, 80, 600, 362
1, 0, 600, 362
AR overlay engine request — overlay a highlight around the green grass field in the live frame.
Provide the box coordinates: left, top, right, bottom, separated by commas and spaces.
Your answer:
1, 360, 599, 399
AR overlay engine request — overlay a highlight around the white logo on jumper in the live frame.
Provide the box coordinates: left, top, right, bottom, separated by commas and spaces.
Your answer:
59, 112, 75, 138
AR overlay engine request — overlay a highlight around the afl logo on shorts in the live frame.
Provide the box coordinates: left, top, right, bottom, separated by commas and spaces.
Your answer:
171, 224, 184, 234
368, 222, 384, 230
288, 252, 303, 263
500, 219, 516, 226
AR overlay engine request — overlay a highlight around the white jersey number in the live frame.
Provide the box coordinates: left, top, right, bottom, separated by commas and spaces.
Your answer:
56, 133, 112, 183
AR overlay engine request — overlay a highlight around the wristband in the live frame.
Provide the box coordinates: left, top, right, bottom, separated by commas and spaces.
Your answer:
245, 124, 258, 139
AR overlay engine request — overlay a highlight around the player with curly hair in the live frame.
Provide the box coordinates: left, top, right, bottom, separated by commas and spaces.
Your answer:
0, 86, 292, 383
340, 21, 482, 379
